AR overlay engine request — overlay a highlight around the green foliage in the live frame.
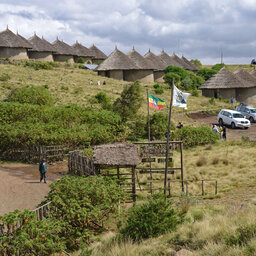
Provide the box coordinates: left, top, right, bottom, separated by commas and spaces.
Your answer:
127, 118, 147, 141
114, 81, 143, 122
191, 89, 199, 97
174, 126, 220, 146
77, 57, 85, 63
24, 61, 55, 70
190, 59, 202, 68
0, 73, 11, 81
242, 135, 250, 142
0, 102, 125, 154
0, 209, 65, 255
209, 97, 215, 105
46, 175, 124, 250
164, 72, 181, 86
8, 86, 54, 106
197, 68, 217, 81
212, 63, 227, 72
218, 95, 223, 100
165, 66, 188, 80
120, 194, 185, 241
150, 112, 175, 140
94, 92, 112, 110
154, 87, 164, 95
153, 83, 160, 89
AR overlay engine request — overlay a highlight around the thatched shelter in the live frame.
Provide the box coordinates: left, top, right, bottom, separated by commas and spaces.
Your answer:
199, 67, 251, 100
144, 50, 167, 82
126, 48, 155, 82
89, 44, 107, 64
234, 68, 256, 103
0, 28, 32, 59
52, 38, 76, 63
181, 56, 199, 72
27, 34, 56, 61
93, 143, 139, 168
72, 41, 94, 63
96, 48, 139, 80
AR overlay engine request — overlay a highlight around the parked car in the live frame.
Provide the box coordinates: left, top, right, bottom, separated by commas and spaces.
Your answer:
217, 109, 250, 129
235, 103, 256, 123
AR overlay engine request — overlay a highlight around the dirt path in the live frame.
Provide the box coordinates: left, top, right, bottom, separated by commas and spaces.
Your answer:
189, 112, 256, 141
0, 161, 67, 216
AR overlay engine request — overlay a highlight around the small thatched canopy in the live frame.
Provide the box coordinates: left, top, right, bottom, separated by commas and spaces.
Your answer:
0, 28, 32, 48
199, 67, 250, 89
93, 143, 139, 167
96, 48, 139, 71
234, 68, 256, 88
144, 50, 166, 71
250, 69, 256, 77
52, 38, 76, 55
89, 44, 107, 60
127, 48, 155, 70
181, 56, 199, 71
28, 34, 56, 52
158, 51, 179, 67
72, 41, 94, 58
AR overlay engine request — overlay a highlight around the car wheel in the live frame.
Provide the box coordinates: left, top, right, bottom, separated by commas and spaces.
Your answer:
249, 117, 254, 123
219, 118, 223, 126
244, 127, 249, 129
231, 122, 236, 129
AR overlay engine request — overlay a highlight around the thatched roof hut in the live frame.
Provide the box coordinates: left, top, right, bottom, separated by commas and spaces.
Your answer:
93, 143, 139, 167
89, 44, 107, 64
234, 68, 256, 87
52, 38, 76, 63
170, 54, 190, 70
16, 32, 33, 48
157, 51, 178, 67
27, 34, 56, 61
181, 56, 199, 72
72, 41, 94, 63
0, 28, 31, 59
144, 50, 166, 71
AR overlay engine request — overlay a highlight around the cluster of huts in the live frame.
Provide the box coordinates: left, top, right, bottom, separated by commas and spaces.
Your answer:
0, 28, 107, 64
199, 67, 256, 104
96, 47, 198, 83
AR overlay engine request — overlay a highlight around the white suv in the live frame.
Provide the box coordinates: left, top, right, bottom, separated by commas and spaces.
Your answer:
217, 109, 250, 129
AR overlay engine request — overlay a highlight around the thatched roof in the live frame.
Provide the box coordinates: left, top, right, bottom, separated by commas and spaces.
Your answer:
28, 34, 56, 52
72, 41, 94, 58
234, 68, 256, 87
89, 44, 107, 60
144, 50, 167, 71
93, 143, 139, 167
181, 56, 199, 71
158, 51, 179, 67
0, 28, 32, 48
96, 48, 139, 71
250, 69, 256, 77
17, 33, 33, 49
170, 54, 190, 69
127, 48, 155, 69
52, 38, 76, 55
199, 67, 251, 89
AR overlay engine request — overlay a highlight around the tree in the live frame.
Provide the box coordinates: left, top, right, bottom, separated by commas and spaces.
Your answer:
211, 63, 227, 72
190, 59, 202, 69
114, 81, 143, 122
197, 68, 217, 81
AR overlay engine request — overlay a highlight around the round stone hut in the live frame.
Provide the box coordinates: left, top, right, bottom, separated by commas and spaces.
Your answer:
89, 44, 107, 64
72, 41, 94, 63
52, 38, 76, 63
0, 28, 32, 59
27, 34, 56, 61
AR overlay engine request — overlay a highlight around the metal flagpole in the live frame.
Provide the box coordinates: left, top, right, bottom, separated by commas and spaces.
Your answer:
164, 79, 174, 196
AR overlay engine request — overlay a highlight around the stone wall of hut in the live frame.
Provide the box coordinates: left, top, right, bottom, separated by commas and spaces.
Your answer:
202, 89, 215, 98
108, 70, 123, 80
0, 47, 28, 59
53, 54, 74, 63
236, 88, 256, 104
28, 51, 54, 61
202, 88, 236, 99
124, 70, 154, 83
154, 71, 165, 82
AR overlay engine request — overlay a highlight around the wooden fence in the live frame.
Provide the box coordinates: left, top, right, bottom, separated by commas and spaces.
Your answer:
0, 145, 66, 163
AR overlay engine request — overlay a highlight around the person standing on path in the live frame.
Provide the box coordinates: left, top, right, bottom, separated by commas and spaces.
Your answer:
231, 97, 234, 108
39, 158, 47, 183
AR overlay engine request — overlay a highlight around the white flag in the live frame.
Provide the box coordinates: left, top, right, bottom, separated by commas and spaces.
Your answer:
173, 85, 190, 109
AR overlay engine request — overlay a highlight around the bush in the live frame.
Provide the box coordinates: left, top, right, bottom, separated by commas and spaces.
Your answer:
120, 194, 185, 241
150, 112, 175, 140
0, 73, 11, 81
212, 63, 227, 72
242, 135, 250, 142
46, 175, 124, 250
209, 97, 215, 105
24, 61, 53, 70
197, 68, 217, 81
128, 119, 147, 141
77, 57, 85, 63
153, 83, 160, 89
8, 86, 54, 106
174, 126, 219, 146
191, 89, 199, 97
154, 86, 164, 95
94, 92, 112, 110
190, 59, 202, 69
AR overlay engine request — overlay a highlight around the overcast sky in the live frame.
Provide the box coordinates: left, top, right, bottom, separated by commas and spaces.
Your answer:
0, 0, 255, 64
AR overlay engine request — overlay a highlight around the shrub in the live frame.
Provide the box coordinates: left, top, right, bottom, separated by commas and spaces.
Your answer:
153, 83, 160, 89
191, 89, 199, 97
218, 95, 223, 101
190, 59, 202, 69
24, 61, 53, 70
120, 194, 185, 241
77, 57, 85, 63
154, 86, 164, 94
94, 92, 112, 110
209, 97, 215, 105
174, 126, 219, 146
0, 73, 11, 81
212, 63, 227, 72
150, 112, 175, 140
8, 86, 54, 106
192, 210, 204, 221
242, 135, 250, 142
128, 119, 147, 141
197, 68, 217, 81
46, 175, 124, 250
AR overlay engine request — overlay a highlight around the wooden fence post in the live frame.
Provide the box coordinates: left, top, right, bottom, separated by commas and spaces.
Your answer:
202, 180, 205, 196
132, 166, 136, 202
215, 181, 218, 195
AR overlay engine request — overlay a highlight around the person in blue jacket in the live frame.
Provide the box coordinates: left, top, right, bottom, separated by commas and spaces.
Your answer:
39, 158, 47, 183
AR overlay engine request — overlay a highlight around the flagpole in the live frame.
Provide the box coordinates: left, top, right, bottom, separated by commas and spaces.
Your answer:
164, 78, 174, 196
147, 89, 151, 141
